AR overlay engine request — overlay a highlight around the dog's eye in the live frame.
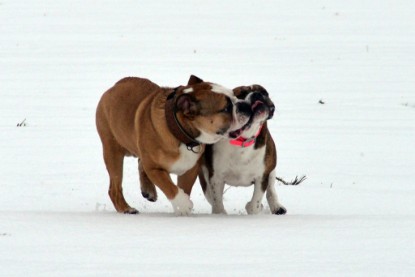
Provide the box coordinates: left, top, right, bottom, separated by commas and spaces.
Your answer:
221, 101, 233, 113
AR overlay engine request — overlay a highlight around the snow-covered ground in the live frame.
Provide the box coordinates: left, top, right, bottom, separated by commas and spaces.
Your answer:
1, 1, 415, 276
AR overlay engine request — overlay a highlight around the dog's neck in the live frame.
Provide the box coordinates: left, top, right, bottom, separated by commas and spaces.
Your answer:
229, 124, 264, 148
165, 88, 201, 152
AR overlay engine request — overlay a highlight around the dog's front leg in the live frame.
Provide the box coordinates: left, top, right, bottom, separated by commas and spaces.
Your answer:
206, 177, 227, 214
177, 163, 199, 196
146, 167, 193, 216
245, 178, 266, 215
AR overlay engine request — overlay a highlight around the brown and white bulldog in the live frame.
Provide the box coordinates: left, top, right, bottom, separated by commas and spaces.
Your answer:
95, 75, 251, 215
199, 85, 288, 215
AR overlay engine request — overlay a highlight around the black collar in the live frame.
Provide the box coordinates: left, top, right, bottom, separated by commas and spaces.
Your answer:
165, 88, 201, 152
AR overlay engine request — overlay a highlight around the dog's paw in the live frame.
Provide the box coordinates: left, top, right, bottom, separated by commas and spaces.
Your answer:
212, 207, 227, 215
245, 201, 264, 215
272, 206, 287, 215
123, 207, 139, 214
170, 189, 193, 216
141, 191, 157, 202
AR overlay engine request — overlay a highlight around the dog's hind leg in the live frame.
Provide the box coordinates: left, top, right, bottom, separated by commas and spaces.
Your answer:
139, 162, 157, 202
266, 170, 286, 215
102, 140, 138, 214
97, 104, 137, 214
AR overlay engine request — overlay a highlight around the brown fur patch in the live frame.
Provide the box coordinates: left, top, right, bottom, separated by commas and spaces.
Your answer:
256, 122, 277, 192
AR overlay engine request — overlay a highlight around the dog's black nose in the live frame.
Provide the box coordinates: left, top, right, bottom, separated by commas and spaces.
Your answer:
268, 105, 275, 119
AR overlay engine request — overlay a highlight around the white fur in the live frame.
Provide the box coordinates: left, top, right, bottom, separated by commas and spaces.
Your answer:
211, 140, 266, 187
196, 129, 223, 144
230, 100, 251, 132
170, 188, 193, 216
245, 180, 265, 215
183, 87, 193, 93
239, 121, 263, 139
169, 144, 201, 175
210, 83, 235, 98
202, 129, 285, 215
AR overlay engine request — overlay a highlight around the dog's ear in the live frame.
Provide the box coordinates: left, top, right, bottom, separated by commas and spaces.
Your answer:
251, 84, 268, 96
232, 86, 251, 99
176, 94, 199, 118
187, 75, 204, 85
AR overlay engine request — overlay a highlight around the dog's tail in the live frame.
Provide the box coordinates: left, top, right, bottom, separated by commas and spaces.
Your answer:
276, 175, 306, 185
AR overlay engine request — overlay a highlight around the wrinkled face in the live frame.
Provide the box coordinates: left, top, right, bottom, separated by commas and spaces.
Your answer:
229, 85, 275, 139
176, 79, 251, 144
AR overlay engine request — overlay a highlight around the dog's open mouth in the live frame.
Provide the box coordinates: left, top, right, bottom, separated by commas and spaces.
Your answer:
229, 127, 245, 139
229, 100, 267, 139
229, 116, 255, 138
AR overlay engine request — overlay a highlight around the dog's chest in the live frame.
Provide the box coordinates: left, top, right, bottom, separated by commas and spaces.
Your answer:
212, 141, 266, 186
169, 144, 201, 175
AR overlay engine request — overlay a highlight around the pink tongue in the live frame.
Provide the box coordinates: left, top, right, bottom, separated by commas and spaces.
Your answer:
252, 100, 264, 110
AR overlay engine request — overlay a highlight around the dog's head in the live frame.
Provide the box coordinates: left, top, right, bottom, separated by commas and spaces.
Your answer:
173, 75, 251, 144
229, 85, 275, 139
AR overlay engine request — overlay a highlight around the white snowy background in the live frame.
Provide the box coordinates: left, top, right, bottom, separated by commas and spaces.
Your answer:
1, 1, 414, 276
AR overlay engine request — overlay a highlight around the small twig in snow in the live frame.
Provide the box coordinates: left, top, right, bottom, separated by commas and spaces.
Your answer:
17, 118, 27, 127
276, 175, 307, 186
223, 185, 232, 195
